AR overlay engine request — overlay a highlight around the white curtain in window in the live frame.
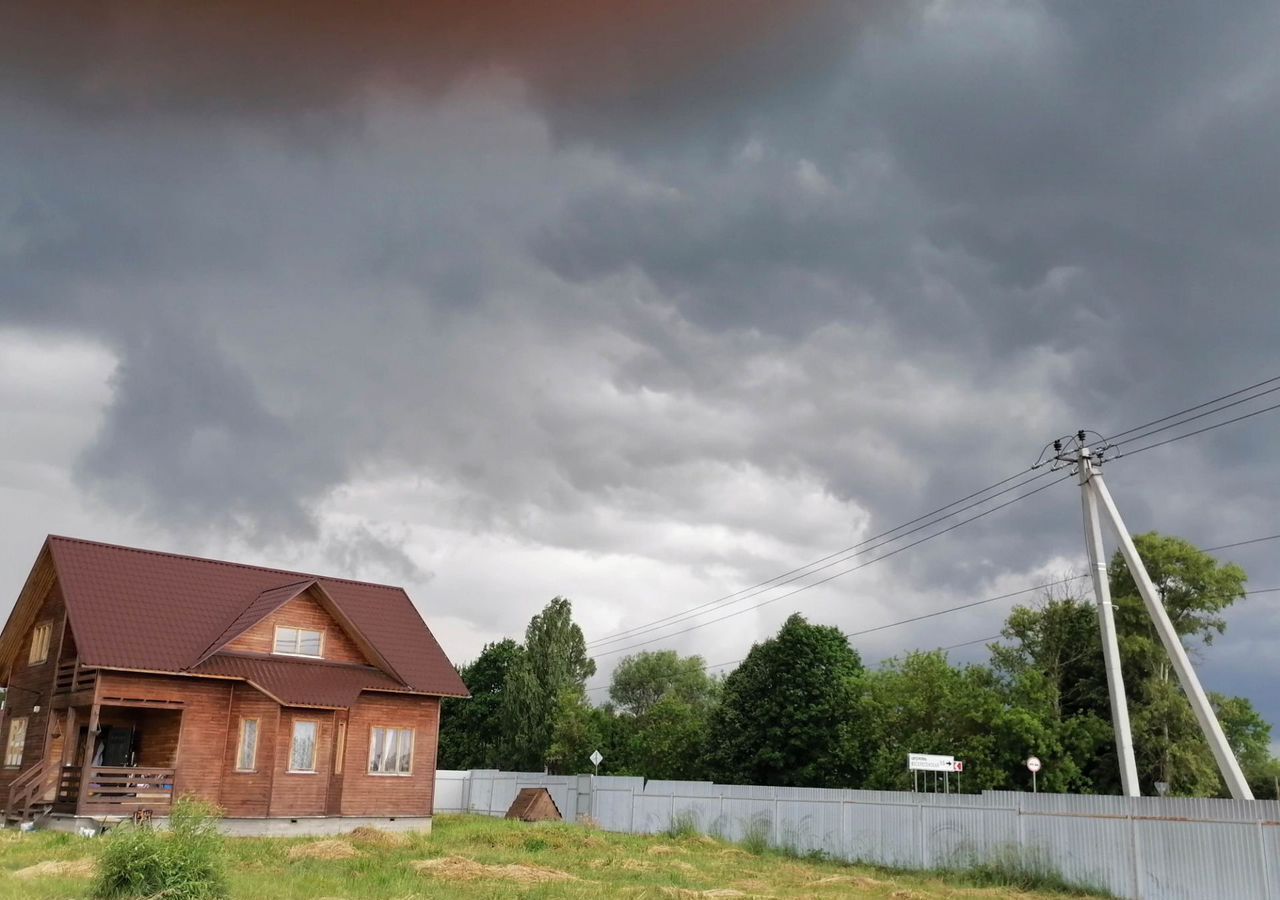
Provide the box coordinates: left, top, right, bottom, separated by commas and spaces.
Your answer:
290, 721, 317, 771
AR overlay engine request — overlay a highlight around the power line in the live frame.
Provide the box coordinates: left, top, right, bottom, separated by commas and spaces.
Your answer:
586, 468, 1054, 648
590, 376, 1280, 652
592, 474, 1074, 659
1118, 400, 1280, 459
587, 469, 1056, 649
1104, 374, 1280, 442
1106, 383, 1280, 449
1200, 534, 1280, 553
584, 585, 1280, 693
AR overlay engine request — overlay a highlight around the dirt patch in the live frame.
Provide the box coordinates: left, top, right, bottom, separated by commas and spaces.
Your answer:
287, 839, 360, 860
348, 826, 411, 849
13, 858, 97, 880
411, 855, 579, 884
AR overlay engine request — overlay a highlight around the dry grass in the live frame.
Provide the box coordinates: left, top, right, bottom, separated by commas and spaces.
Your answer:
286, 839, 360, 860
348, 826, 411, 849
12, 858, 97, 880
411, 855, 579, 883
0, 814, 1109, 899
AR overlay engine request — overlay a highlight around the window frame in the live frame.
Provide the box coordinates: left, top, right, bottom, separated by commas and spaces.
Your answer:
272, 625, 326, 659
235, 717, 260, 773
287, 719, 319, 774
367, 725, 415, 777
5, 716, 28, 768
27, 621, 52, 665
334, 721, 347, 772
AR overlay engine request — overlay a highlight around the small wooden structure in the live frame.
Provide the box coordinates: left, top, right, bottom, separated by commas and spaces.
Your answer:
505, 787, 562, 822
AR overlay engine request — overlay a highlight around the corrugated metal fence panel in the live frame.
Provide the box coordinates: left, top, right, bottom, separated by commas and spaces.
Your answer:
432, 771, 1280, 899
433, 770, 471, 813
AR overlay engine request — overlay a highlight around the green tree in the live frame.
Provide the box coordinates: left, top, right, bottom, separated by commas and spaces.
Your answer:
706, 613, 868, 787
990, 591, 1116, 791
547, 688, 610, 775
609, 650, 718, 716
438, 639, 521, 769
1108, 533, 1249, 795
501, 597, 596, 771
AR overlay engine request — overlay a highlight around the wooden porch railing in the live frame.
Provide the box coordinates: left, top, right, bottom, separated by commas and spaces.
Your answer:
3, 759, 59, 823
53, 658, 97, 695
78, 767, 175, 815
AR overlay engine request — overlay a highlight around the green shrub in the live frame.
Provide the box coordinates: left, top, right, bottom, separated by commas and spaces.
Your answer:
740, 815, 771, 855
93, 797, 229, 899
664, 811, 700, 840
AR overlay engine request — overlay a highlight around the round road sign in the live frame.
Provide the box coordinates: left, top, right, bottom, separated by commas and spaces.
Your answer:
1026, 756, 1042, 773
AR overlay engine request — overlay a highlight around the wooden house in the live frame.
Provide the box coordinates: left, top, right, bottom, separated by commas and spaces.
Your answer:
0, 536, 468, 833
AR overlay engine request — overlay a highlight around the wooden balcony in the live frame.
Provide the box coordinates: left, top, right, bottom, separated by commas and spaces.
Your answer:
77, 766, 175, 816
52, 659, 97, 706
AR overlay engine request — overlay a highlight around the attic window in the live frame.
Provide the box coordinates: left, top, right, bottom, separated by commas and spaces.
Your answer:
28, 623, 52, 665
273, 626, 324, 658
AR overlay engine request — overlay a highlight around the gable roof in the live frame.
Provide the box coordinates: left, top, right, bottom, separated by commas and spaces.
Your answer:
8, 535, 468, 699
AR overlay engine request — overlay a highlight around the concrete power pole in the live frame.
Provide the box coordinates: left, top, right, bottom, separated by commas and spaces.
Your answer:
1078, 448, 1141, 797
1052, 433, 1254, 801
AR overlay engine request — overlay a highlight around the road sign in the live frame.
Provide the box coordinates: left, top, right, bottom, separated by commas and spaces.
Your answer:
908, 753, 955, 772
1026, 756, 1041, 773
953, 761, 964, 773
589, 750, 603, 774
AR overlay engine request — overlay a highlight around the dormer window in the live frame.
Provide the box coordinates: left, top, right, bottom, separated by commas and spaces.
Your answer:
273, 626, 324, 658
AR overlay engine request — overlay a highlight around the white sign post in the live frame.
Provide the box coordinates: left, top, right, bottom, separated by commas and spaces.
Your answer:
589, 749, 603, 776
908, 754, 956, 793
1026, 756, 1041, 793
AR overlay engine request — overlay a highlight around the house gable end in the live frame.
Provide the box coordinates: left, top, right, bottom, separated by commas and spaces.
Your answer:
224, 589, 373, 667
0, 541, 60, 681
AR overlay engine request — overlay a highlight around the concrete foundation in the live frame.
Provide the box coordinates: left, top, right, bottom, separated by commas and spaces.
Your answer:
41, 813, 432, 838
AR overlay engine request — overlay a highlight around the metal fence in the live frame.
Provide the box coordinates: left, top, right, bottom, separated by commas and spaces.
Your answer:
435, 769, 1280, 899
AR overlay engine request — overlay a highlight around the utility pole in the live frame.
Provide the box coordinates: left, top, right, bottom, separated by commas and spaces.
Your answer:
1048, 432, 1254, 800
1078, 446, 1141, 797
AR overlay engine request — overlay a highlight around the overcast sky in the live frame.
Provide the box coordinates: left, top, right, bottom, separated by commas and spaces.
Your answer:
2, 2, 1279, 735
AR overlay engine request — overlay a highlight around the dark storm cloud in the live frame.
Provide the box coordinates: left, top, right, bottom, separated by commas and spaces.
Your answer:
0, 0, 866, 134
2, 0, 1279, 721
75, 320, 346, 537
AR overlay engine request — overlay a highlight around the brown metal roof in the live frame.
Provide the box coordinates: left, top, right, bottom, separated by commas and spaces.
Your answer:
191, 653, 413, 709
44, 536, 469, 699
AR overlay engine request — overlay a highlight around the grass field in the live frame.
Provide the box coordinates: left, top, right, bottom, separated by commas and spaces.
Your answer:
0, 814, 1105, 899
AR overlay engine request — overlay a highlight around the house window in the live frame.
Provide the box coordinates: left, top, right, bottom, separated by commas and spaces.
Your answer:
273, 626, 324, 658
4, 716, 27, 767
288, 720, 318, 772
334, 721, 347, 772
368, 726, 414, 776
28, 623, 52, 665
236, 718, 259, 772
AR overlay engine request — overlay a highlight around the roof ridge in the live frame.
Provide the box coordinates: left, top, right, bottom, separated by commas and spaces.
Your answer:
47, 534, 409, 592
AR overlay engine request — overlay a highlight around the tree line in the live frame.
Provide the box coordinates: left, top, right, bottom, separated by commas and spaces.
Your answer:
439, 532, 1280, 798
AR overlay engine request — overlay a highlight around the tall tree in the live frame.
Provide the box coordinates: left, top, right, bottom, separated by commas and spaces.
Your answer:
1108, 533, 1248, 795
706, 613, 868, 788
438, 639, 521, 769
609, 650, 717, 716
606, 652, 718, 780
501, 597, 596, 772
